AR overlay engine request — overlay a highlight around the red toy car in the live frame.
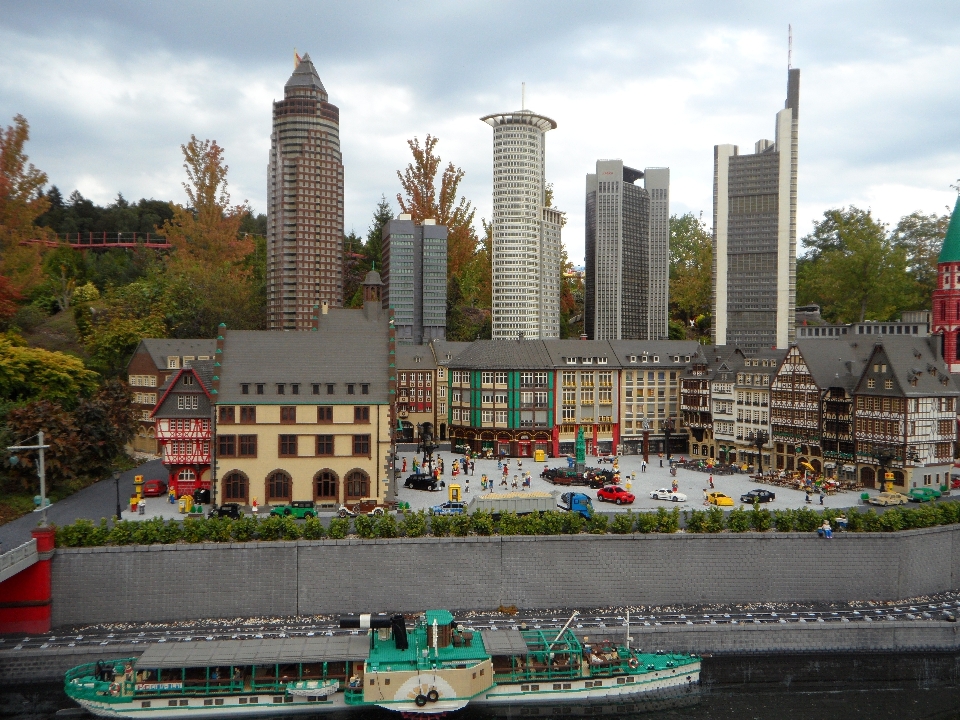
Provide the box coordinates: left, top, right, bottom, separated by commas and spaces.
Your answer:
142, 479, 168, 497
596, 485, 635, 505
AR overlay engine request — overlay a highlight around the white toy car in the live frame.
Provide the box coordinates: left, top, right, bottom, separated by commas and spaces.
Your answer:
649, 488, 688, 502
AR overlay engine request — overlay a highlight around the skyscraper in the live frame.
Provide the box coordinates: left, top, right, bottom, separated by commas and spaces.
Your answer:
712, 68, 799, 351
267, 53, 344, 331
382, 214, 448, 344
481, 109, 563, 340
584, 161, 670, 340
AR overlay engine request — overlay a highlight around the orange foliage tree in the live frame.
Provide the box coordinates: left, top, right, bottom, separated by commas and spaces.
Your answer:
396, 135, 478, 281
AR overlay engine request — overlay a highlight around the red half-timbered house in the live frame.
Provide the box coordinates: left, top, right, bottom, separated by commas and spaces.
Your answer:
152, 361, 214, 497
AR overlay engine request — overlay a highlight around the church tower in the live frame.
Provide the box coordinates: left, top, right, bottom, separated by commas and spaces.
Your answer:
931, 196, 960, 371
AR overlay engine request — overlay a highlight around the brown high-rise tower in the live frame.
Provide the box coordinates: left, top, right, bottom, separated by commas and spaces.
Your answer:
267, 53, 344, 330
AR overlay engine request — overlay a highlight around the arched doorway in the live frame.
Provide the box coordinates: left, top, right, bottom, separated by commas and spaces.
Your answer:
222, 470, 249, 504
176, 467, 197, 496
860, 467, 876, 489
266, 470, 292, 504
345, 469, 370, 501
314, 469, 339, 505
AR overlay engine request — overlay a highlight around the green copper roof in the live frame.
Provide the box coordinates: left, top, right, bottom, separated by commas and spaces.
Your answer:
938, 195, 960, 263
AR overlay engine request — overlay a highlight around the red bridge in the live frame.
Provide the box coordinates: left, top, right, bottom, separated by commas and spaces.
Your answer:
21, 232, 172, 251
0, 528, 55, 634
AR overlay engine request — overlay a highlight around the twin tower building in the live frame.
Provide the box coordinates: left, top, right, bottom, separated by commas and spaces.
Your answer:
266, 54, 798, 347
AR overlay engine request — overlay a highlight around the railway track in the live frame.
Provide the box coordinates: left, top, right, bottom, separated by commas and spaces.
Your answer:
3, 600, 959, 653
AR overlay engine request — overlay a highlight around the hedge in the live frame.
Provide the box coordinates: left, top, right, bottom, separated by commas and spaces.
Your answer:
52, 503, 960, 548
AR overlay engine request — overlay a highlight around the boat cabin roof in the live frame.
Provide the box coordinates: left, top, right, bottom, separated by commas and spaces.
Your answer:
479, 629, 531, 656
136, 635, 370, 669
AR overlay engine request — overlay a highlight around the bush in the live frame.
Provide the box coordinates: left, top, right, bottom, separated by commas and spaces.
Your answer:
470, 511, 495, 536
430, 513, 453, 537
635, 512, 658, 533
750, 506, 773, 532
656, 507, 680, 534
562, 512, 586, 535
400, 510, 428, 538
256, 516, 285, 541
159, 519, 185, 544
861, 509, 882, 532
705, 507, 725, 533
302, 517, 327, 540
938, 502, 960, 526
108, 520, 137, 545
327, 518, 350, 539
375, 513, 399, 538
182, 517, 212, 543
231, 516, 259, 542
727, 507, 751, 533
879, 508, 904, 532
773, 509, 794, 532
611, 512, 635, 534
587, 513, 609, 535
794, 507, 820, 532
131, 518, 168, 545
496, 512, 522, 536
685, 510, 706, 533
353, 514, 376, 539
451, 514, 472, 537
538, 511, 565, 535
206, 517, 234, 542
279, 517, 302, 540
844, 508, 863, 532
518, 513, 544, 535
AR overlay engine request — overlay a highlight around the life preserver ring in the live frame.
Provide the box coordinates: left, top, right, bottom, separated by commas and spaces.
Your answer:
109, 683, 120, 696
628, 658, 639, 669
426, 689, 440, 702
414, 694, 428, 707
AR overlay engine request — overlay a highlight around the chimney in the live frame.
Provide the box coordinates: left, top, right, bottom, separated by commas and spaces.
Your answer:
580, 333, 587, 340
212, 323, 226, 397
321, 300, 329, 315
423, 218, 436, 226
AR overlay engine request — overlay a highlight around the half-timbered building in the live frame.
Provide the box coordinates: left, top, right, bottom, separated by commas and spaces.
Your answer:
152, 361, 214, 497
680, 347, 726, 461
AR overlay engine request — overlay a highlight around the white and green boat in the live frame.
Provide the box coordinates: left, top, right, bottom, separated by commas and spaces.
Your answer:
64, 610, 700, 717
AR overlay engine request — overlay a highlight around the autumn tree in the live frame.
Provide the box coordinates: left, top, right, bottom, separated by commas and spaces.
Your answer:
797, 207, 913, 323
0, 115, 48, 295
669, 213, 713, 333
396, 135, 478, 281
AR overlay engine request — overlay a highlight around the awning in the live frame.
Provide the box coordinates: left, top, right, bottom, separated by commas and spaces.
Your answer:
842, 465, 856, 472
824, 462, 836, 469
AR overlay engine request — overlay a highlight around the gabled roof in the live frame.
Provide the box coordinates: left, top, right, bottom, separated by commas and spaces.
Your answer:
541, 339, 615, 366
430, 340, 472, 366
937, 195, 960, 263
396, 344, 438, 370
853, 336, 959, 397
448, 340, 554, 370
216, 309, 390, 404
285, 53, 326, 93
794, 339, 874, 392
129, 339, 216, 372
152, 361, 215, 418
605, 340, 702, 367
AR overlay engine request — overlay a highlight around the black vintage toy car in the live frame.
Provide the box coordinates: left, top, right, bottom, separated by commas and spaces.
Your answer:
403, 473, 439, 491
207, 502, 243, 519
740, 488, 776, 504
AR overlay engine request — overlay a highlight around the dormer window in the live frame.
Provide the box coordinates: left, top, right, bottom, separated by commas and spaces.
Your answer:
653, 356, 659, 363
327, 384, 335, 395
256, 384, 264, 395
629, 355, 637, 363
167, 357, 180, 369
597, 358, 608, 365
582, 357, 593, 365
361, 384, 370, 395
291, 383, 300, 395
241, 384, 250, 395
641, 356, 648, 363
312, 384, 320, 395
347, 384, 356, 395
566, 357, 577, 364
277, 384, 285, 395
182, 375, 194, 386
415, 357, 422, 363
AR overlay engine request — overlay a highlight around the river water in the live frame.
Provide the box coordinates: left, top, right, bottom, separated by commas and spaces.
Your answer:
3, 654, 959, 720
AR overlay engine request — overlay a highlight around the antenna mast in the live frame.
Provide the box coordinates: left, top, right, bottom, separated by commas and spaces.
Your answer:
522, 82, 526, 110
788, 24, 793, 69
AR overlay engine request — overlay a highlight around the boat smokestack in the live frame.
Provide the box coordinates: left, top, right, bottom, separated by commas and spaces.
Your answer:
340, 613, 409, 650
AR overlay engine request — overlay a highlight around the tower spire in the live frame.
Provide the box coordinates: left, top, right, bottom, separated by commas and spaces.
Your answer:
522, 82, 525, 110
788, 24, 793, 69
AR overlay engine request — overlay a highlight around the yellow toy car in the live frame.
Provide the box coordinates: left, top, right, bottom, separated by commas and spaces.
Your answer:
707, 492, 735, 507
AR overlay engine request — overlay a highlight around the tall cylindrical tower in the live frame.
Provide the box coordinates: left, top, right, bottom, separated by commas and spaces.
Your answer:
481, 110, 562, 340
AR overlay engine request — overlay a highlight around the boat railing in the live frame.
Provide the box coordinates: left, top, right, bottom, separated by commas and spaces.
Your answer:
64, 661, 138, 703
343, 686, 365, 705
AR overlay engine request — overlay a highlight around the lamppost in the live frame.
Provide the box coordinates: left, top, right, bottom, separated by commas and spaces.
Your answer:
7, 431, 50, 527
113, 470, 123, 520
753, 430, 769, 474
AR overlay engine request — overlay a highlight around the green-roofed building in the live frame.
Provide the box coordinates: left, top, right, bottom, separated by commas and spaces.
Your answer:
931, 195, 960, 372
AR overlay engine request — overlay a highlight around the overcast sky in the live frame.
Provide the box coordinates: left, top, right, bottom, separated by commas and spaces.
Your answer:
2, 1, 958, 264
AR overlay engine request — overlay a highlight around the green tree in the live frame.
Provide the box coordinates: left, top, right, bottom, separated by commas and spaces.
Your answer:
669, 213, 712, 333
797, 207, 913, 323
0, 335, 98, 405
891, 210, 951, 308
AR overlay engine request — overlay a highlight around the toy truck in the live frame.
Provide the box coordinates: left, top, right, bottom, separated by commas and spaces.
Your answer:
466, 491, 557, 517
557, 492, 594, 519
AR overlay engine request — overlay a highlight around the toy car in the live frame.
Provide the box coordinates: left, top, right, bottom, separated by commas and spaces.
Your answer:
907, 487, 940, 503
141, 479, 168, 497
269, 500, 317, 518
596, 485, 635, 505
649, 488, 688, 502
707, 492, 734, 507
338, 499, 397, 518
430, 501, 466, 515
740, 488, 776, 504
868, 492, 909, 506
403, 473, 440, 491
208, 503, 243, 520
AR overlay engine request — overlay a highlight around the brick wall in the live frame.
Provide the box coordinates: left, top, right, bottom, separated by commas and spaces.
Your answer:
50, 525, 960, 627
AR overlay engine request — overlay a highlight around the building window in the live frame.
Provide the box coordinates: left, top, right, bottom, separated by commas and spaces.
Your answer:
361, 384, 369, 395
240, 406, 257, 423
354, 406, 370, 423
312, 384, 320, 395
256, 384, 264, 395
167, 357, 180, 369
347, 384, 355, 395
266, 471, 292, 503
279, 435, 298, 457
218, 435, 236, 457
482, 410, 493, 423
327, 384, 335, 395
495, 371, 508, 384
277, 384, 285, 395
316, 435, 334, 456
482, 372, 495, 384
318, 406, 333, 423
241, 384, 249, 395
182, 375, 194, 386
353, 434, 371, 456
177, 395, 198, 410
222, 471, 248, 502
315, 470, 338, 500
495, 410, 507, 423
280, 406, 297, 423
884, 379, 893, 389
345, 470, 369, 499
218, 407, 235, 423
867, 379, 876, 389
239, 435, 257, 457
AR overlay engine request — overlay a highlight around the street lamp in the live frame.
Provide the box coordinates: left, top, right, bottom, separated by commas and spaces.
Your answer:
663, 418, 675, 463
113, 470, 123, 520
753, 430, 768, 474
7, 431, 50, 527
